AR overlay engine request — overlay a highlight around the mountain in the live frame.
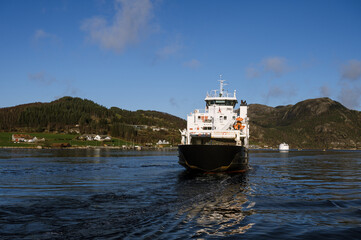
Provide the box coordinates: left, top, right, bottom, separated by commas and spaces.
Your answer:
248, 97, 361, 149
1, 96, 360, 149
0, 97, 186, 144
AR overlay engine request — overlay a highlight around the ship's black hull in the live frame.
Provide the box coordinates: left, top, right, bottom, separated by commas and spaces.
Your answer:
178, 145, 249, 172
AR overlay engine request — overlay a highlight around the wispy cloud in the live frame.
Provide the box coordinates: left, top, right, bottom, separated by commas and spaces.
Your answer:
28, 71, 56, 85
151, 38, 183, 65
338, 86, 361, 109
169, 97, 179, 108
156, 41, 182, 59
183, 59, 201, 69
32, 29, 60, 44
246, 66, 261, 79
336, 59, 361, 109
28, 71, 79, 97
262, 57, 289, 77
246, 56, 290, 79
64, 82, 79, 96
81, 0, 154, 53
266, 86, 285, 98
320, 85, 331, 97
264, 85, 297, 104
341, 59, 361, 81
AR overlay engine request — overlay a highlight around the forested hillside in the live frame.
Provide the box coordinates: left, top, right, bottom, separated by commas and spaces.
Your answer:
0, 97, 186, 144
2, 96, 361, 149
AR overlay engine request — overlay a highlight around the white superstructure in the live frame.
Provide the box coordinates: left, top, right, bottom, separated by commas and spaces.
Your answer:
180, 77, 249, 147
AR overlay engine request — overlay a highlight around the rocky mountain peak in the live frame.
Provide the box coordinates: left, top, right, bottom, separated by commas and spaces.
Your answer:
282, 97, 347, 121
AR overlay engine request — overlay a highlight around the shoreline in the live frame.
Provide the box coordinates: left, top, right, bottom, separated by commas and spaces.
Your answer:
0, 146, 360, 151
0, 146, 178, 151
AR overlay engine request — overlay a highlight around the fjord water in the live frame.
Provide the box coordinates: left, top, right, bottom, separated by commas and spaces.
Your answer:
0, 149, 360, 239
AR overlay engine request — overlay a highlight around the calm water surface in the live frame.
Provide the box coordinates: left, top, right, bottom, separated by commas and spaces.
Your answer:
0, 149, 360, 239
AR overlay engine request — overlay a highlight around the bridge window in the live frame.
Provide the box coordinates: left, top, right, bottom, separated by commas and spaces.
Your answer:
206, 100, 237, 107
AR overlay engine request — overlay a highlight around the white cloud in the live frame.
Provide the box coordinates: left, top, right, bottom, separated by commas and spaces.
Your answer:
183, 59, 201, 69
81, 0, 153, 53
341, 59, 361, 81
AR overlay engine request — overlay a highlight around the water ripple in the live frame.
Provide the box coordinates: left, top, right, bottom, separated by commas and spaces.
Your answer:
0, 149, 361, 239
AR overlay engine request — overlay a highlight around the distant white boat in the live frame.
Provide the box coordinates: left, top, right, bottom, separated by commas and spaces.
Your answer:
279, 142, 289, 151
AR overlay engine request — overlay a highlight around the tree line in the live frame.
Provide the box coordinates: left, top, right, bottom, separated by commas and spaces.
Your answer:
0, 97, 185, 143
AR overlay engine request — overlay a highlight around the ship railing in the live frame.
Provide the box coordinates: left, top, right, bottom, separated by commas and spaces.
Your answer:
189, 109, 208, 114
206, 91, 235, 98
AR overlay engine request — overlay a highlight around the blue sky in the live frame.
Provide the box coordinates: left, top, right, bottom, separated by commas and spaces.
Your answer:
1, 0, 361, 118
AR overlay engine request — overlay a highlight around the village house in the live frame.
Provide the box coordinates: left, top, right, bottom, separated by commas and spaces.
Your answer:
94, 135, 101, 141
78, 134, 111, 141
156, 140, 170, 148
12, 134, 38, 143
152, 127, 168, 132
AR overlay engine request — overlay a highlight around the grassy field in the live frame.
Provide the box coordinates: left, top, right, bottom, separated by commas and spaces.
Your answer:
0, 132, 130, 148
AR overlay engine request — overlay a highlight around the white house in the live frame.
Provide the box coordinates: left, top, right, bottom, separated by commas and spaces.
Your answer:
94, 135, 102, 141
79, 134, 112, 141
12, 134, 37, 143
156, 140, 170, 145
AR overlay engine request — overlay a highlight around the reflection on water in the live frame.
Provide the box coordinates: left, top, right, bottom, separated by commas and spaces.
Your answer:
279, 151, 289, 158
0, 149, 361, 239
176, 173, 255, 237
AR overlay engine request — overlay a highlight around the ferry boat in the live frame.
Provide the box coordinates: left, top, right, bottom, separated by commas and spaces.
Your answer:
178, 77, 249, 172
279, 142, 289, 151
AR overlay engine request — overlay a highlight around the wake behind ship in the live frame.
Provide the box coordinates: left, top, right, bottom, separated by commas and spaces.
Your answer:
178, 77, 249, 172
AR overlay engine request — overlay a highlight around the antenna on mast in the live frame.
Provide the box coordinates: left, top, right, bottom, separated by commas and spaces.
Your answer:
218, 74, 227, 97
